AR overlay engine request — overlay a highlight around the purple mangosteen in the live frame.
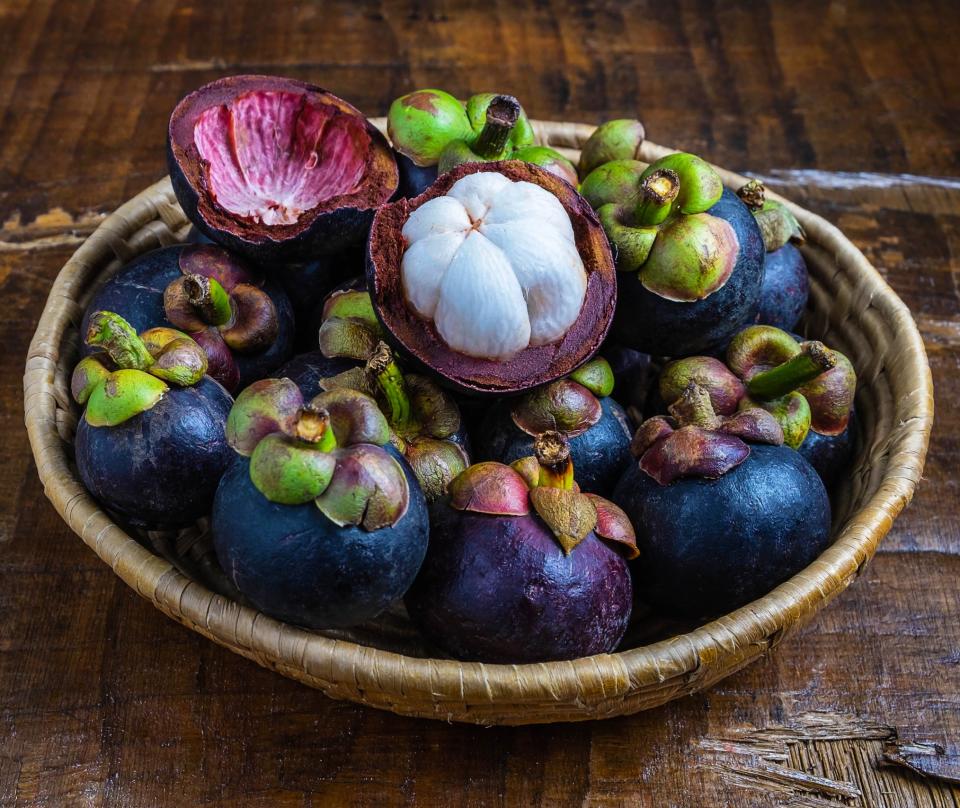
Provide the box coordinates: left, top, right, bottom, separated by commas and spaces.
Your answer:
737, 180, 810, 331
81, 243, 294, 393
474, 358, 632, 496
405, 431, 636, 662
211, 380, 429, 629
72, 312, 233, 529
612, 384, 831, 618
581, 153, 764, 357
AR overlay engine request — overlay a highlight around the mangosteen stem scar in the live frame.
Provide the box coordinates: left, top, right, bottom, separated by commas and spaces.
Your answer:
634, 169, 680, 227
85, 311, 155, 371
472, 95, 521, 159
746, 342, 837, 400
366, 341, 412, 431
668, 383, 721, 430
534, 430, 574, 490
296, 405, 337, 452
736, 179, 766, 212
184, 274, 234, 327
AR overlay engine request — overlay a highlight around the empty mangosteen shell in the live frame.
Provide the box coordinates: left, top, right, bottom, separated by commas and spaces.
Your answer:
168, 75, 399, 262
366, 161, 617, 396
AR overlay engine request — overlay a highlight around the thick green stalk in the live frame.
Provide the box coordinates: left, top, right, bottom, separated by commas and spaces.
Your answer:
296, 405, 337, 452
747, 342, 836, 400
634, 168, 680, 227
472, 95, 521, 159
534, 431, 574, 490
185, 274, 234, 327
367, 341, 412, 432
85, 311, 154, 371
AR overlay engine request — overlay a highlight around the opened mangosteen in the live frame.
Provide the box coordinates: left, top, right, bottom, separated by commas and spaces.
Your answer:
581, 152, 764, 356
81, 243, 294, 393
388, 90, 578, 197
367, 161, 617, 395
168, 75, 398, 263
72, 312, 233, 529
474, 358, 632, 496
212, 379, 429, 629
405, 431, 636, 662
737, 180, 810, 331
612, 383, 831, 618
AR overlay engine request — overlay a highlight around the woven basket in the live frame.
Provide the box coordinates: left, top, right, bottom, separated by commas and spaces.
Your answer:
23, 119, 933, 725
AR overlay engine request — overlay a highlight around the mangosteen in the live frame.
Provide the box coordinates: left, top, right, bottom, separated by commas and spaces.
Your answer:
388, 90, 577, 197
168, 75, 398, 263
72, 312, 233, 529
367, 161, 617, 395
474, 358, 631, 496
212, 380, 429, 629
580, 152, 764, 356
612, 383, 831, 618
602, 343, 658, 415
737, 179, 810, 331
81, 243, 294, 393
798, 409, 856, 489
405, 431, 636, 662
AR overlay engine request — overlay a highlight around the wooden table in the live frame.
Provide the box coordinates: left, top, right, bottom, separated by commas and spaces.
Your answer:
3, 1, 958, 805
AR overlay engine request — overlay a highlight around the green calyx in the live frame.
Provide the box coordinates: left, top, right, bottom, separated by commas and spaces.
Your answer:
226, 378, 409, 526
726, 325, 856, 447
569, 357, 615, 398
737, 180, 805, 252
318, 289, 385, 362
578, 119, 645, 179
75, 312, 208, 426
581, 153, 734, 301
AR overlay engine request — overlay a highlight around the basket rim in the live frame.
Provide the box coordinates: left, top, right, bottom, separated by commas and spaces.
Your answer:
23, 120, 934, 723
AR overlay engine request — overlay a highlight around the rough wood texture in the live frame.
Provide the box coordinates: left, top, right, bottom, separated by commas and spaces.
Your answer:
3, 0, 958, 804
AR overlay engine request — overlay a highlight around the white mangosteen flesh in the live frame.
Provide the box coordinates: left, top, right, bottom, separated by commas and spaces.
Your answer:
400, 172, 588, 361
194, 91, 369, 227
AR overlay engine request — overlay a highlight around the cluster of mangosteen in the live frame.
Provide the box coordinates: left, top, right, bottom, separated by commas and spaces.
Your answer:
71, 75, 856, 663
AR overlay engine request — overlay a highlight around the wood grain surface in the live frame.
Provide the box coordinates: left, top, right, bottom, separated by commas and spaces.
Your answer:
3, 1, 959, 805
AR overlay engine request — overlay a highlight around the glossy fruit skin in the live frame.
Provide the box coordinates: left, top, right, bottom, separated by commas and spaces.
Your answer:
756, 243, 809, 332
612, 188, 764, 357
75, 377, 233, 529
475, 397, 633, 496
612, 443, 830, 619
212, 449, 429, 629
798, 410, 855, 489
394, 151, 439, 200
405, 505, 632, 662
80, 246, 295, 391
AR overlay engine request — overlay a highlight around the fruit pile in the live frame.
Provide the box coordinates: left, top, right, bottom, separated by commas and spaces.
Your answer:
72, 76, 856, 663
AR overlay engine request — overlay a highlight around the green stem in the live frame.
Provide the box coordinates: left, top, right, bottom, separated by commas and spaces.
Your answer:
296, 406, 337, 452
184, 274, 234, 327
85, 311, 155, 371
634, 168, 680, 226
534, 431, 574, 490
736, 179, 766, 211
366, 341, 412, 432
746, 342, 837, 400
472, 95, 521, 159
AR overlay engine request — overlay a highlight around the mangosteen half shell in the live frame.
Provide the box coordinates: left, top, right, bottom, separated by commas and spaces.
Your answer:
366, 161, 617, 395
168, 75, 398, 262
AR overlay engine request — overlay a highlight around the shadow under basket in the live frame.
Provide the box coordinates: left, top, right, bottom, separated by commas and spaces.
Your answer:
23, 120, 934, 725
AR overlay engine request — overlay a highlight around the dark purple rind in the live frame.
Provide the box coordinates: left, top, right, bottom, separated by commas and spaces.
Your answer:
798, 410, 856, 489
475, 396, 633, 496
275, 350, 361, 400
756, 243, 809, 332
613, 443, 831, 619
611, 188, 764, 357
367, 160, 617, 396
167, 76, 399, 263
394, 151, 439, 200
404, 505, 632, 662
75, 377, 233, 529
212, 446, 428, 629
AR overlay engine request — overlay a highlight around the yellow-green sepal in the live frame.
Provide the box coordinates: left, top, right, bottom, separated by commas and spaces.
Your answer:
84, 369, 168, 427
